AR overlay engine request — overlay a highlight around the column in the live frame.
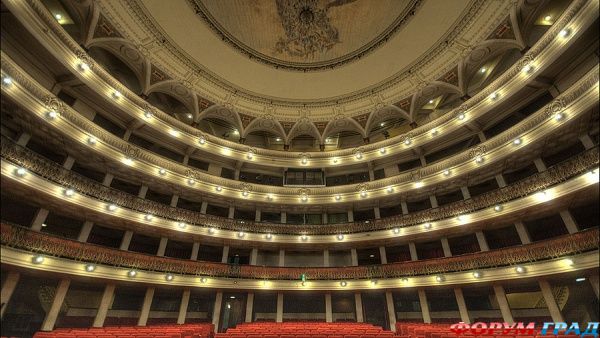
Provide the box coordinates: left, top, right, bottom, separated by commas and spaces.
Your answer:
120, 230, 134, 250
323, 249, 330, 267
460, 186, 471, 200
16, 132, 31, 146
228, 206, 235, 219
559, 210, 579, 234
538, 280, 564, 323
579, 134, 595, 149
170, 195, 179, 207
409, 243, 418, 261
250, 249, 258, 265
190, 242, 200, 260
177, 289, 191, 324
441, 238, 452, 257
493, 285, 514, 324
514, 222, 531, 244
200, 201, 208, 214
245, 292, 254, 323
429, 196, 439, 208
123, 129, 133, 141
385, 291, 397, 332
495, 174, 507, 188
280, 212, 287, 224
30, 208, 49, 231
533, 158, 547, 172
374, 207, 381, 219
255, 210, 261, 222
93, 284, 115, 327
401, 202, 408, 215
347, 210, 354, 222
137, 287, 155, 326
476, 231, 490, 251
41, 279, 71, 331
418, 289, 431, 323
276, 293, 283, 323
379, 247, 388, 264
137, 185, 148, 199
0, 271, 20, 319
212, 292, 223, 330
350, 249, 358, 266
325, 293, 333, 323
322, 213, 328, 224
454, 288, 470, 324
278, 249, 285, 267
588, 274, 599, 299
102, 173, 114, 187
156, 237, 168, 257
77, 221, 93, 242
355, 293, 364, 322
221, 246, 230, 263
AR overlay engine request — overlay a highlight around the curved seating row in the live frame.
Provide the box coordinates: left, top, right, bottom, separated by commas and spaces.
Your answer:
32, 323, 214, 338
214, 322, 393, 338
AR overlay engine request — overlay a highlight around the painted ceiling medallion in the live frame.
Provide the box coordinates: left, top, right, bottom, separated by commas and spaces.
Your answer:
187, 0, 423, 71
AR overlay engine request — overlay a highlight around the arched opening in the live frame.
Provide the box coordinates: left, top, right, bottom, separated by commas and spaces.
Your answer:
88, 46, 142, 94
289, 134, 319, 151
367, 117, 408, 142
146, 91, 193, 124
197, 118, 241, 142
246, 130, 284, 149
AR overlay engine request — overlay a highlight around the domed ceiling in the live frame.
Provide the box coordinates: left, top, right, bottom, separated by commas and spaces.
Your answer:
188, 0, 420, 71
96, 0, 512, 119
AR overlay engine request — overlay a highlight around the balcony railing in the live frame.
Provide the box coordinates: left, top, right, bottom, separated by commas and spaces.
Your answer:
1, 222, 597, 280
2, 136, 598, 235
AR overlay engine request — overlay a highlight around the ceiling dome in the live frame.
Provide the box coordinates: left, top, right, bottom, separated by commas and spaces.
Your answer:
101, 0, 510, 114
188, 0, 421, 70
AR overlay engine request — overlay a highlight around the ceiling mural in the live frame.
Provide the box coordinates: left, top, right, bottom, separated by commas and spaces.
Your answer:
187, 0, 422, 71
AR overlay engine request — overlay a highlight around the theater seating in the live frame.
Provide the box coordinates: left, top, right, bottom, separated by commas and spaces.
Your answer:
395, 322, 581, 338
214, 322, 395, 338
32, 323, 214, 338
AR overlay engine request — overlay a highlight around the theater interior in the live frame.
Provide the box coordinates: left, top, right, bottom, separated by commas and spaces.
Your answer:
0, 0, 598, 337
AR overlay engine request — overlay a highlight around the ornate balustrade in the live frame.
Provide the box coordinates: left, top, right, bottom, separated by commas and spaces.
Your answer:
2, 136, 598, 235
1, 222, 597, 280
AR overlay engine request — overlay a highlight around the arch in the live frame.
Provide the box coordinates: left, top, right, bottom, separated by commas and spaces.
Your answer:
198, 105, 244, 135
411, 83, 464, 119
365, 105, 410, 133
321, 117, 366, 143
286, 119, 321, 145
87, 43, 145, 94
87, 39, 146, 92
461, 41, 522, 94
146, 90, 194, 122
146, 80, 197, 119
242, 117, 286, 140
